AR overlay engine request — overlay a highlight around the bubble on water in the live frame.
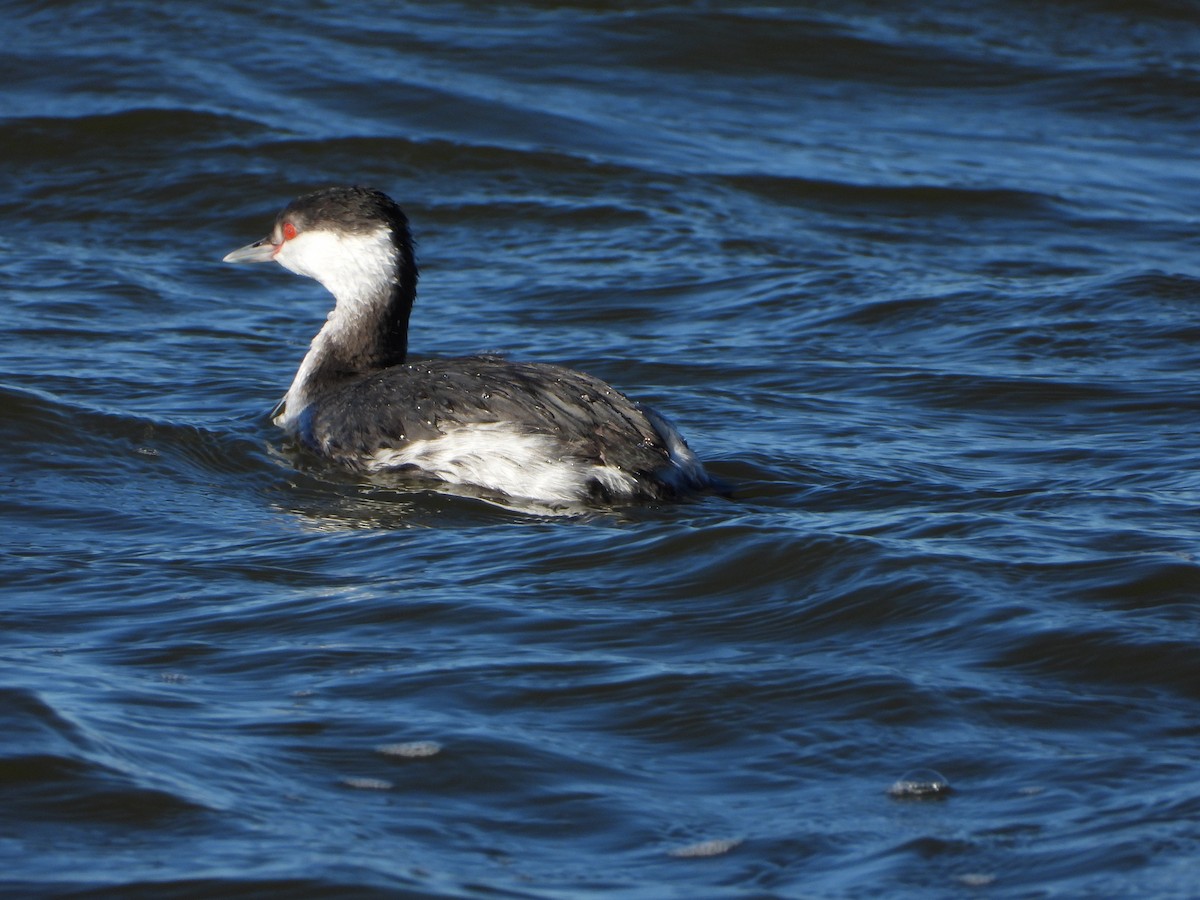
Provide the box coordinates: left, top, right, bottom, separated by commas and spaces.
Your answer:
887, 768, 952, 799
667, 837, 742, 858
958, 873, 996, 887
340, 776, 393, 791
376, 740, 442, 758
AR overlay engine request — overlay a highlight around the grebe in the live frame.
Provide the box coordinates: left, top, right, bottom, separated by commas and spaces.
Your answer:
223, 186, 710, 504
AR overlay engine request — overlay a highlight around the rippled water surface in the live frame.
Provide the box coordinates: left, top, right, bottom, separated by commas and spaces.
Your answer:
4, 2, 1200, 897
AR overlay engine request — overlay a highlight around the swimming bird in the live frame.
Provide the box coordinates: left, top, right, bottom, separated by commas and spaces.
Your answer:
223, 186, 711, 505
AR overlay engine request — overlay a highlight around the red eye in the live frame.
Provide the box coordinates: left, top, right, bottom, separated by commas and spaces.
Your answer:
281, 222, 298, 241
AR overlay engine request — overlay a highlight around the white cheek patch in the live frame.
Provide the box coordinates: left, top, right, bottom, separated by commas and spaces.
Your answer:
276, 227, 397, 311
365, 423, 640, 502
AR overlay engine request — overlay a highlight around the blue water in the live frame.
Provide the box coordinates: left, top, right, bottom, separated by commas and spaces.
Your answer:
4, 2, 1200, 897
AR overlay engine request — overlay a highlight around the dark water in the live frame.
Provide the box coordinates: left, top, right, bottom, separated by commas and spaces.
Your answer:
4, 1, 1200, 896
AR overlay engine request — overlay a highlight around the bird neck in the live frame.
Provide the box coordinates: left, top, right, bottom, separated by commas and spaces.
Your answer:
276, 228, 418, 427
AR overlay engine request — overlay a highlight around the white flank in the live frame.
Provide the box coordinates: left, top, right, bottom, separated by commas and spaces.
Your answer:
366, 423, 640, 502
